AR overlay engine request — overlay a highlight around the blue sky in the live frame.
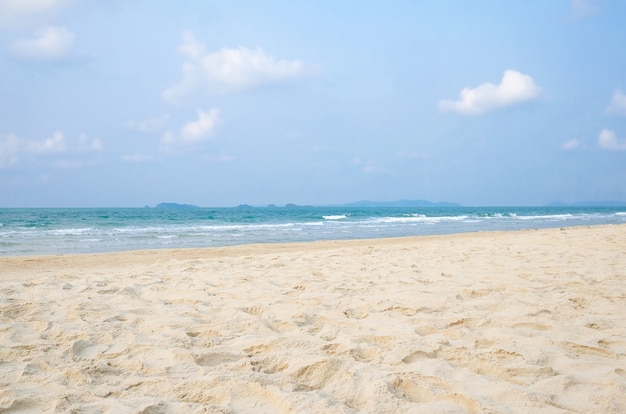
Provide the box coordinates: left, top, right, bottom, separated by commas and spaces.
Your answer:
1, 0, 625, 207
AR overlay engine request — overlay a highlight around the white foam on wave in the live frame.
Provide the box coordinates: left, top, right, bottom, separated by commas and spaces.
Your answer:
48, 227, 96, 236
514, 214, 575, 221
370, 215, 469, 225
323, 215, 347, 220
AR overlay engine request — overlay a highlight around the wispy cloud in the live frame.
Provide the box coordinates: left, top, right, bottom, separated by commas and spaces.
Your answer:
561, 138, 581, 150
0, 130, 101, 169
124, 114, 171, 132
606, 89, 626, 116
163, 31, 306, 104
598, 129, 626, 151
439, 70, 541, 115
10, 25, 74, 60
0, 0, 72, 29
352, 156, 391, 174
161, 108, 220, 152
78, 133, 102, 151
180, 108, 220, 142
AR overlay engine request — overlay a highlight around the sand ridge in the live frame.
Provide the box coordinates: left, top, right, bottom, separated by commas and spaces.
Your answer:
1, 225, 626, 413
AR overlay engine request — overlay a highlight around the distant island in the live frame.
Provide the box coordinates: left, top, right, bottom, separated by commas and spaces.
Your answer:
152, 199, 626, 209
546, 200, 626, 207
336, 199, 461, 207
154, 203, 200, 209
152, 200, 461, 208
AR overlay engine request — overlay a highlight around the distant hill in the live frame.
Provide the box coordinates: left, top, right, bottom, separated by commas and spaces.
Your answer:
337, 199, 461, 207
155, 202, 200, 209
547, 200, 626, 207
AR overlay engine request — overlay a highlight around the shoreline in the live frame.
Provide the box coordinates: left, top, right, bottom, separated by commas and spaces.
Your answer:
2, 223, 626, 412
2, 206, 625, 258
2, 222, 624, 262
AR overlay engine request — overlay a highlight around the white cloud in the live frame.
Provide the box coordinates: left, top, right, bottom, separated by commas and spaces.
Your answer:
0, 130, 103, 169
439, 70, 541, 115
0, 0, 70, 15
352, 156, 390, 174
10, 25, 74, 60
598, 129, 626, 151
161, 108, 220, 151
0, 0, 72, 29
35, 130, 66, 152
78, 133, 103, 151
181, 108, 220, 142
163, 32, 305, 104
1, 130, 65, 168
606, 89, 626, 116
561, 139, 581, 150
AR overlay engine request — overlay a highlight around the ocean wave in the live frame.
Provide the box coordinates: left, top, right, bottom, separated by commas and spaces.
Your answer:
2, 206, 625, 256
369, 215, 469, 224
512, 214, 575, 221
323, 215, 347, 220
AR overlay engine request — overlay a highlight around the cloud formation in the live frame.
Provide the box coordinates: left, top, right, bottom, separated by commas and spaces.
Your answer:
163, 32, 305, 103
0, 0, 72, 29
606, 89, 626, 116
598, 129, 626, 151
161, 108, 220, 151
439, 70, 541, 115
124, 114, 171, 132
561, 138, 581, 150
10, 25, 74, 60
0, 130, 101, 169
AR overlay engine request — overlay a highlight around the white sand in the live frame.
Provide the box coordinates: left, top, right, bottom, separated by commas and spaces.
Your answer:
1, 225, 626, 413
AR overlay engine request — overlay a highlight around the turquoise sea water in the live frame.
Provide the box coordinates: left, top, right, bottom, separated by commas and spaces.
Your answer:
1, 206, 625, 256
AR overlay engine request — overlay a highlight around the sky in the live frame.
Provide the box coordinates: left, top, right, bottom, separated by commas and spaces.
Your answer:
1, 0, 626, 207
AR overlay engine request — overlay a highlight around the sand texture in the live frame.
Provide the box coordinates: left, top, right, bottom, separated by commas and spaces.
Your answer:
1, 225, 626, 413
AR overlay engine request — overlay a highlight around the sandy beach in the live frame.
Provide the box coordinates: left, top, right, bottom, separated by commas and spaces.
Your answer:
1, 224, 625, 413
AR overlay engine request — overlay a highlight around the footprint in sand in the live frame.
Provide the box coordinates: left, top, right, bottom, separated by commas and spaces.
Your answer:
71, 339, 108, 360
512, 322, 551, 331
291, 359, 344, 391
194, 352, 245, 367
318, 325, 339, 341
0, 395, 49, 414
402, 350, 435, 363
562, 341, 615, 358
250, 355, 289, 374
390, 374, 483, 411
242, 306, 263, 316
343, 308, 368, 319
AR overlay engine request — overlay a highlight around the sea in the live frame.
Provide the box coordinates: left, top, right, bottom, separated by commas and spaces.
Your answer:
1, 206, 626, 256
